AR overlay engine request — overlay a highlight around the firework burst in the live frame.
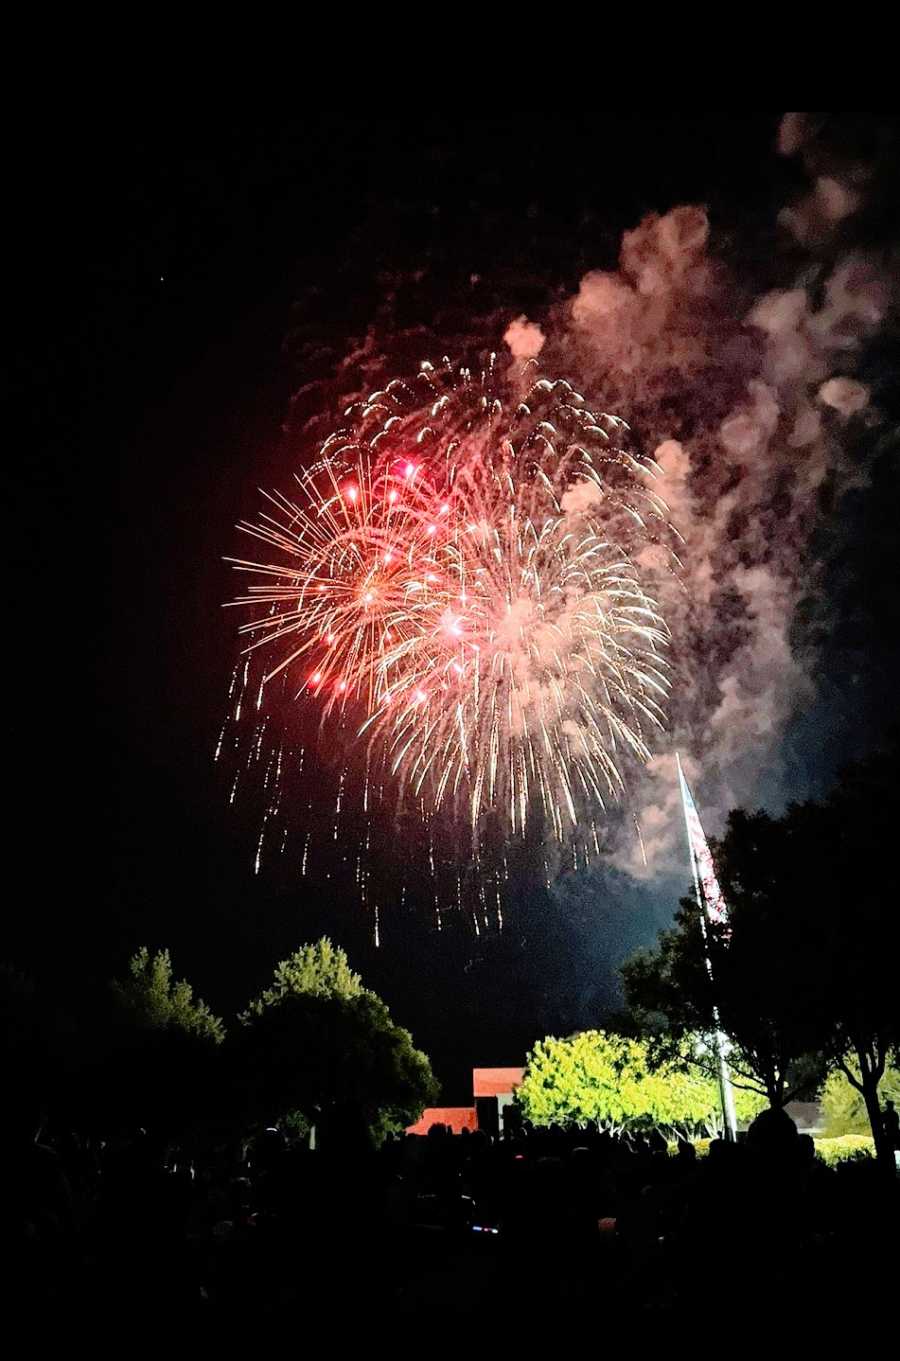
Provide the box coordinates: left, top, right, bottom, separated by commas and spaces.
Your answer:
227, 357, 677, 852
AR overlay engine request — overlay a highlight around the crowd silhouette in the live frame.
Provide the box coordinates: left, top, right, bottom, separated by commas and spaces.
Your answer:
7, 1094, 897, 1325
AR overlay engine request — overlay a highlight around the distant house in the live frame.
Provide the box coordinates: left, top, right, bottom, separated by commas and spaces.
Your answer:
406, 1107, 478, 1136
473, 1067, 524, 1136
406, 1066, 524, 1136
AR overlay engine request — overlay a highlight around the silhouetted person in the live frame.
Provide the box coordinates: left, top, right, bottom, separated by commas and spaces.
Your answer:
675, 1138, 697, 1168
882, 1099, 900, 1151
3, 1090, 75, 1308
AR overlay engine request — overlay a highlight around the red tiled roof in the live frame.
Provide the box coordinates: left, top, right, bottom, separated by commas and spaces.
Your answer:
406, 1107, 477, 1135
472, 1067, 524, 1097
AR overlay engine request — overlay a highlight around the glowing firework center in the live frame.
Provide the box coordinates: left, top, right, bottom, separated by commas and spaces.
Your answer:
229, 359, 676, 849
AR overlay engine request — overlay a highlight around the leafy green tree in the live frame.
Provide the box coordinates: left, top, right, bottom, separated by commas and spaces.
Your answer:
237, 938, 437, 1140
517, 1029, 762, 1137
239, 937, 362, 1020
112, 946, 225, 1044
820, 1062, 900, 1138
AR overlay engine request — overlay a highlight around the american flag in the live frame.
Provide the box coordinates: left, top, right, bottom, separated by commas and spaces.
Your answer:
676, 753, 729, 927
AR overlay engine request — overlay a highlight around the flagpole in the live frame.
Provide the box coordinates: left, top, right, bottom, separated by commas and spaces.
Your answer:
675, 753, 738, 1143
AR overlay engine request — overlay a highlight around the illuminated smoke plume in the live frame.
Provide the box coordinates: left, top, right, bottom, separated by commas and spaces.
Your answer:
510, 114, 893, 876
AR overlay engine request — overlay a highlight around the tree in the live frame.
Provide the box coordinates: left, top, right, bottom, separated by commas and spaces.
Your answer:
237, 938, 437, 1140
87, 947, 226, 1137
624, 744, 900, 1167
112, 946, 225, 1044
809, 747, 900, 1168
622, 802, 850, 1108
239, 937, 362, 1020
517, 1029, 763, 1137
820, 1061, 900, 1138
622, 885, 823, 1110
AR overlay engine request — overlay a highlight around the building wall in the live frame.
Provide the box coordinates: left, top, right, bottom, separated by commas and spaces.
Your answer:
472, 1067, 524, 1098
406, 1107, 477, 1136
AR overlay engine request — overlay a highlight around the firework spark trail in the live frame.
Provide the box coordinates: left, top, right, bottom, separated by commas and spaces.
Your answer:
226, 357, 677, 858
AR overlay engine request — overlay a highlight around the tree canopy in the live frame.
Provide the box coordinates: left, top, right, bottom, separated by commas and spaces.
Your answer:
237, 937, 437, 1139
111, 946, 226, 1044
812, 747, 900, 1163
81, 948, 228, 1136
517, 1029, 763, 1136
623, 743, 900, 1165
621, 829, 825, 1111
820, 1061, 900, 1138
239, 937, 363, 1020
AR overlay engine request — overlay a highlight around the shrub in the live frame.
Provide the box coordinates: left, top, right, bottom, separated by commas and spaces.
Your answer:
813, 1134, 875, 1166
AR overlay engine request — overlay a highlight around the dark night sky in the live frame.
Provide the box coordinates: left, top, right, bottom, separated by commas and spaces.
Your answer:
10, 113, 898, 1100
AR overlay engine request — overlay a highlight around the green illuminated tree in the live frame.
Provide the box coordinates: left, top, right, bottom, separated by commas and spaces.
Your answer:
517, 1029, 762, 1136
112, 946, 225, 1044
820, 1061, 900, 1138
239, 937, 362, 1020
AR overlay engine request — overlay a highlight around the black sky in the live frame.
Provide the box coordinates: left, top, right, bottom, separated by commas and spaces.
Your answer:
11, 114, 897, 1100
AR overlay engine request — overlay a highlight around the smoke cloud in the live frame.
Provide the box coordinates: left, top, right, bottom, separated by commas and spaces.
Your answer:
506, 114, 894, 878
504, 314, 546, 360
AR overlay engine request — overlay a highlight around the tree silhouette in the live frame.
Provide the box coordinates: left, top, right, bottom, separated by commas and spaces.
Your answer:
236, 937, 437, 1140
623, 742, 900, 1166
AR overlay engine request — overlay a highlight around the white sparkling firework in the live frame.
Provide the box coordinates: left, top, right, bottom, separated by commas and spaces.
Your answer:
224, 357, 678, 913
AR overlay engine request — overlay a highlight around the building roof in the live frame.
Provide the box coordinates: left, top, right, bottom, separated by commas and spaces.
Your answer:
473, 1067, 524, 1098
